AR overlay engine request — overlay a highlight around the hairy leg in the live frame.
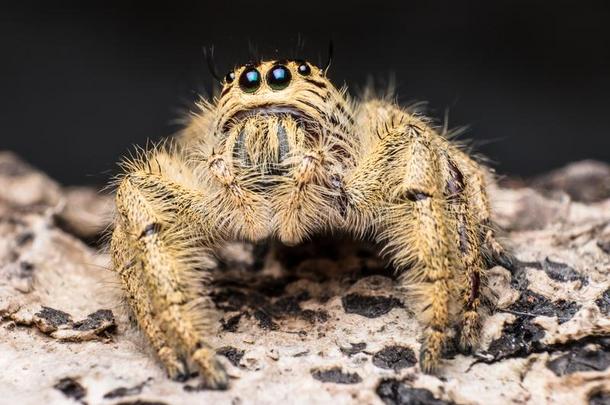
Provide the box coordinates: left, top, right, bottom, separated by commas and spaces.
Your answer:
111, 154, 229, 388
441, 151, 486, 352
344, 117, 463, 373
452, 150, 514, 270
112, 222, 191, 379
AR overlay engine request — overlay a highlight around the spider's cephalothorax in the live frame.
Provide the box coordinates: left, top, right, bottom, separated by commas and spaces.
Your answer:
110, 56, 511, 388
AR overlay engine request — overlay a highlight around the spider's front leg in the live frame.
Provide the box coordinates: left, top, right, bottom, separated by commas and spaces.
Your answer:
111, 154, 229, 389
344, 117, 468, 373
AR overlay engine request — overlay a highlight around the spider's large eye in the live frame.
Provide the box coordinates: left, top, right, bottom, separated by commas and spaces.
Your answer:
239, 67, 261, 93
267, 65, 291, 90
297, 62, 311, 76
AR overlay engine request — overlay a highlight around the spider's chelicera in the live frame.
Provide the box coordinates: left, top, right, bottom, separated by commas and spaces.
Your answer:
111, 56, 511, 389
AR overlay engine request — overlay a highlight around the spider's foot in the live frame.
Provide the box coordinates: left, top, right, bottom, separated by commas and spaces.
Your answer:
458, 310, 481, 355
192, 347, 229, 390
485, 230, 515, 271
158, 346, 190, 382
493, 249, 516, 272
419, 329, 444, 374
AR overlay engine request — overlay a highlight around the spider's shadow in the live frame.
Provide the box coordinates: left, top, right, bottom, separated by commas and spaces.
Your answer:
210, 234, 395, 332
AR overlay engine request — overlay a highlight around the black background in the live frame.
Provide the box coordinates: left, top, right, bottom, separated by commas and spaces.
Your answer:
2, 1, 609, 185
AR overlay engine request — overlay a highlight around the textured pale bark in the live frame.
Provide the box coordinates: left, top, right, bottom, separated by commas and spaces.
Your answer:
0, 151, 608, 405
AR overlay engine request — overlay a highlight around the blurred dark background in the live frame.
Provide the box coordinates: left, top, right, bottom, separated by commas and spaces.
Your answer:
1, 1, 609, 185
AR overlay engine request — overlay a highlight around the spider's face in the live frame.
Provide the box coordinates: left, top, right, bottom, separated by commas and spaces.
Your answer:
213, 60, 342, 172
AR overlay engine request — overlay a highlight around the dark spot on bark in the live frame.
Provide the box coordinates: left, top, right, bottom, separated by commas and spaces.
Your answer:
213, 281, 328, 330
373, 346, 417, 371
36, 306, 72, 328
510, 290, 580, 324
342, 293, 403, 318
16, 232, 34, 246
485, 316, 546, 361
340, 342, 367, 356
221, 313, 242, 332
376, 379, 454, 405
512, 257, 587, 286
211, 288, 268, 312
253, 309, 279, 330
311, 367, 362, 384
216, 346, 245, 367
114, 401, 168, 405
540, 258, 587, 285
54, 377, 86, 401
73, 309, 115, 331
485, 320, 610, 366
299, 309, 330, 323
271, 291, 310, 315
267, 291, 328, 324
596, 289, 610, 315
19, 261, 35, 278
103, 378, 151, 399
547, 345, 610, 376
589, 390, 610, 405
509, 259, 535, 290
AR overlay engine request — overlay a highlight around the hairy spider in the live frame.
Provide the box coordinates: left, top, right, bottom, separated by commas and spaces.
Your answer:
110, 55, 511, 389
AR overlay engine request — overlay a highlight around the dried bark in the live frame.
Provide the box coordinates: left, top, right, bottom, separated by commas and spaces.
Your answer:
0, 151, 608, 404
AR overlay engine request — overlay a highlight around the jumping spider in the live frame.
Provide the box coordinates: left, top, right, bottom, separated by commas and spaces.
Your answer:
110, 54, 511, 388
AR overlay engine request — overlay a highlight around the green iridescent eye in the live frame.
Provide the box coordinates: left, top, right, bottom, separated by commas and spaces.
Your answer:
266, 65, 291, 90
239, 67, 261, 93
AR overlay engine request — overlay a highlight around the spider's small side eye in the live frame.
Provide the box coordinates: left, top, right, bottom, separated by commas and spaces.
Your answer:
225, 71, 235, 84
267, 65, 291, 90
239, 67, 261, 93
297, 62, 311, 76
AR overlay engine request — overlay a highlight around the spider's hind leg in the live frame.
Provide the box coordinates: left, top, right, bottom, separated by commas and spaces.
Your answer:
445, 153, 515, 352
442, 155, 486, 353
